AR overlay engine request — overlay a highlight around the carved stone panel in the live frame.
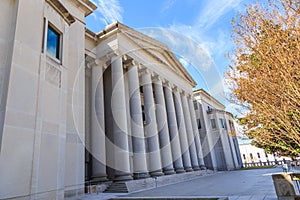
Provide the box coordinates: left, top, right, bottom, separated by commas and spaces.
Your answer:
45, 63, 61, 88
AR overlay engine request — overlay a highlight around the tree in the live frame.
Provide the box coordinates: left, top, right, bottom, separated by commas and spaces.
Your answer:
227, 0, 300, 156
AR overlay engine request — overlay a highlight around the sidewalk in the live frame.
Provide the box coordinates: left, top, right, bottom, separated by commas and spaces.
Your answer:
71, 167, 283, 200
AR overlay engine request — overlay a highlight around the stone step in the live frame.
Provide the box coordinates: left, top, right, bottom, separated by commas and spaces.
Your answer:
104, 182, 129, 193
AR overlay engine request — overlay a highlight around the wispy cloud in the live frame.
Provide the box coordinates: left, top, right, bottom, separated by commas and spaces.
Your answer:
162, 0, 245, 106
161, 0, 177, 13
92, 0, 123, 26
196, 0, 243, 30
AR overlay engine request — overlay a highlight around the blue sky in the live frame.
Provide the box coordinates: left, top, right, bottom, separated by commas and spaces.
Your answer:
86, 0, 251, 111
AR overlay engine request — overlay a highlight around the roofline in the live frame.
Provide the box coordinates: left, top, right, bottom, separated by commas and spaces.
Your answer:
193, 88, 225, 109
93, 21, 197, 87
85, 28, 98, 40
72, 0, 97, 17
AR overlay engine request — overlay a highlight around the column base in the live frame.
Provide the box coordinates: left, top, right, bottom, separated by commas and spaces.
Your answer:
175, 167, 185, 174
113, 173, 133, 182
184, 167, 193, 172
200, 165, 207, 170
150, 170, 164, 177
91, 174, 108, 183
163, 167, 176, 175
133, 172, 150, 179
192, 166, 201, 171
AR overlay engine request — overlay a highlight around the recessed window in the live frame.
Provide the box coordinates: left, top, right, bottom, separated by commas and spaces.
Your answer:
193, 100, 198, 110
197, 119, 201, 129
211, 119, 216, 129
47, 25, 60, 59
219, 119, 225, 128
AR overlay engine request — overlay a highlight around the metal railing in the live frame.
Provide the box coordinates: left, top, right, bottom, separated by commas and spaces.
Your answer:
243, 160, 283, 167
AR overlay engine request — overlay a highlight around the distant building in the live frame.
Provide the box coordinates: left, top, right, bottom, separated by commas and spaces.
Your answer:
239, 143, 286, 164
193, 89, 243, 170
0, 1, 241, 199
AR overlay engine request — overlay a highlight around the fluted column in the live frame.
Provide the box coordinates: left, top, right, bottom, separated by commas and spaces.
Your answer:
91, 60, 107, 181
141, 70, 164, 177
181, 93, 200, 171
173, 88, 193, 172
127, 62, 149, 179
111, 55, 132, 181
188, 97, 206, 169
227, 132, 239, 168
163, 84, 185, 173
209, 113, 220, 171
219, 122, 235, 170
153, 77, 175, 175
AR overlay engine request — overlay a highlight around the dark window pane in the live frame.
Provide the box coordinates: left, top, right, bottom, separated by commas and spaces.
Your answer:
197, 119, 201, 129
47, 26, 60, 59
211, 119, 216, 129
193, 100, 198, 110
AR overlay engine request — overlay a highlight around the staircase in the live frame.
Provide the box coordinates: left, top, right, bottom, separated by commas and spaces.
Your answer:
104, 182, 129, 193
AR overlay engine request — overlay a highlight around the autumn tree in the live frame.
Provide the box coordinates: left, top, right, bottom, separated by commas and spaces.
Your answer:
227, 0, 300, 157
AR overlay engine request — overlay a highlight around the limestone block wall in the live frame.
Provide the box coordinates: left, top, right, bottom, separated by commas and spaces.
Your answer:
0, 0, 92, 199
64, 20, 86, 197
0, 0, 45, 199
0, 0, 18, 149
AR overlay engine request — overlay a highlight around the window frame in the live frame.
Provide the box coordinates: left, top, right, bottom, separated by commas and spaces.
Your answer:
211, 119, 216, 129
46, 22, 62, 62
219, 118, 225, 129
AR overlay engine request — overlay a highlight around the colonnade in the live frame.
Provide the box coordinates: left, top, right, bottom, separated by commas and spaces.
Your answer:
89, 55, 205, 182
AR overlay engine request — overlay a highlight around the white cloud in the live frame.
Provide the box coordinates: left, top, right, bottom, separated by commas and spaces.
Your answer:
179, 57, 189, 67
161, 0, 246, 106
161, 0, 177, 13
196, 0, 243, 30
93, 0, 123, 26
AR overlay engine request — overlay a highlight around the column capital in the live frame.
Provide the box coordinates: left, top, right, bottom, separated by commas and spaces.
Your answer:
127, 60, 141, 70
131, 60, 140, 67
186, 93, 192, 99
86, 59, 107, 69
181, 90, 192, 98
163, 81, 173, 89
173, 86, 182, 93
123, 54, 128, 61
152, 75, 162, 83
139, 68, 154, 77
110, 50, 123, 63
113, 49, 121, 56
95, 58, 108, 68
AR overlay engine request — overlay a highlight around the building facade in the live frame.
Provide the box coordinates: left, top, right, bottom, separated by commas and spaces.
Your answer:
239, 143, 287, 165
193, 89, 243, 171
0, 0, 241, 199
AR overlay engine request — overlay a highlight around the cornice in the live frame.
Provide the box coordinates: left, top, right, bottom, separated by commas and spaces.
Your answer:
69, 0, 97, 17
193, 88, 225, 109
46, 0, 75, 25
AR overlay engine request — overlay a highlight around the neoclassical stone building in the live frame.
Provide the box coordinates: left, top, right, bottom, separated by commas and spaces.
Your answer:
194, 89, 243, 171
0, 0, 241, 199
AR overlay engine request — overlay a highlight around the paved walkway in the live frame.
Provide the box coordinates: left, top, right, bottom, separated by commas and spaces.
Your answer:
75, 167, 284, 200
